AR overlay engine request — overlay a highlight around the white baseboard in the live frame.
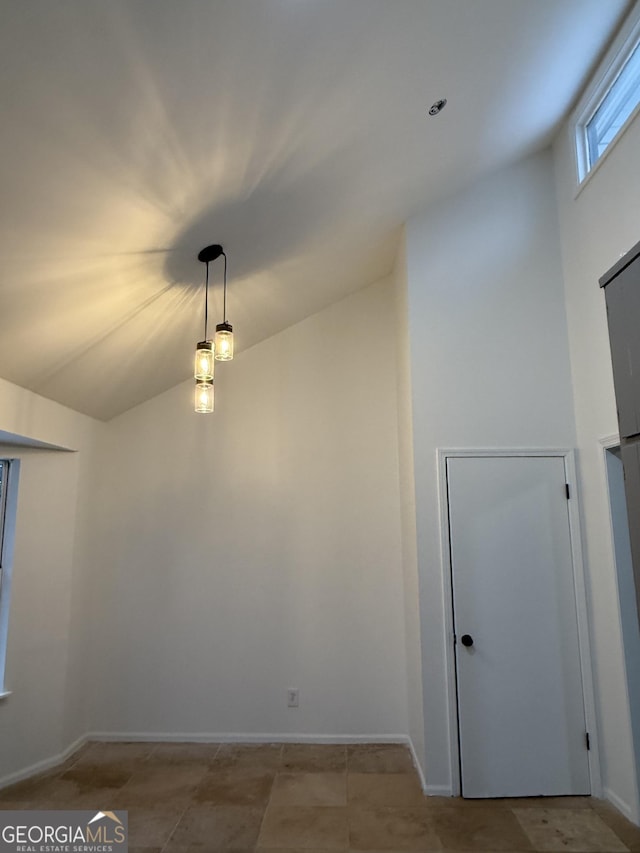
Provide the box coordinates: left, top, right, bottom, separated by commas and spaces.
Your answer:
603, 786, 639, 825
424, 784, 454, 797
405, 736, 430, 795
0, 734, 88, 791
86, 731, 413, 745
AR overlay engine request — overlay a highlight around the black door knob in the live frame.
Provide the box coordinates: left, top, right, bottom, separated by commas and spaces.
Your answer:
461, 634, 474, 647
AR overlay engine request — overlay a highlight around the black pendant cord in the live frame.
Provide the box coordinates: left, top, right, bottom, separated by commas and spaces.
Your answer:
204, 261, 210, 341
222, 251, 228, 323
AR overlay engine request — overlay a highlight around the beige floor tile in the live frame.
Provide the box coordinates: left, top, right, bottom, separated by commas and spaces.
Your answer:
259, 805, 348, 849
167, 804, 264, 848
60, 762, 134, 789
193, 768, 275, 806
165, 849, 255, 853
590, 799, 640, 851
347, 744, 415, 775
499, 796, 592, 810
430, 806, 533, 850
348, 805, 441, 850
348, 773, 424, 807
167, 849, 255, 853
257, 849, 344, 853
513, 806, 629, 852
0, 775, 123, 808
145, 743, 220, 766
115, 765, 208, 806
128, 847, 163, 853
270, 773, 347, 807
281, 745, 346, 773
214, 743, 283, 771
202, 760, 279, 781
416, 792, 591, 811
126, 804, 185, 847
75, 742, 155, 767
48, 782, 126, 808
0, 772, 62, 802
57, 741, 94, 771
48, 744, 153, 794
5, 742, 640, 853
0, 800, 71, 810
167, 849, 254, 853
422, 795, 592, 810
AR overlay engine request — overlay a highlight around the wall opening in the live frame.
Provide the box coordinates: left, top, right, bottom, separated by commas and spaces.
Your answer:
0, 458, 20, 697
605, 444, 640, 811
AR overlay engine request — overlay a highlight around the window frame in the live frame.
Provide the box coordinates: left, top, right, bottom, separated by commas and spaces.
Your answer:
573, 3, 640, 190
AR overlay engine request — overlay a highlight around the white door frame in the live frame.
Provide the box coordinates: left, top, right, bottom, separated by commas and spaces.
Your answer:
437, 447, 601, 798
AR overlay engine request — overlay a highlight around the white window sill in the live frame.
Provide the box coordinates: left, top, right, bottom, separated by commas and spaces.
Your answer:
0, 690, 12, 700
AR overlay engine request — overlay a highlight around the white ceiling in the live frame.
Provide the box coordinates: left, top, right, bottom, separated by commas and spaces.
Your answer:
0, 0, 630, 419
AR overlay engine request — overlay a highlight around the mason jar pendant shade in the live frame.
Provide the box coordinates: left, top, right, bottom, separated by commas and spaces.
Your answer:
195, 340, 214, 381
215, 322, 233, 361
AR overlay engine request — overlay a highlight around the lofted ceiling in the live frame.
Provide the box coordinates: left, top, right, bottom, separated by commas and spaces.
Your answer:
0, 0, 631, 420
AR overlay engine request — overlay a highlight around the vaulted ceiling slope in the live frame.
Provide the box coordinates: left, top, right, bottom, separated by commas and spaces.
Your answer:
0, 0, 630, 420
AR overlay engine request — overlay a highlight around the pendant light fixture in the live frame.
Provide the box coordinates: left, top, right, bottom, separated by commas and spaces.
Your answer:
215, 250, 234, 361
194, 244, 224, 413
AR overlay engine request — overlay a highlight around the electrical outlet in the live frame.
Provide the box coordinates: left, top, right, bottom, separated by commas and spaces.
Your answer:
287, 688, 299, 708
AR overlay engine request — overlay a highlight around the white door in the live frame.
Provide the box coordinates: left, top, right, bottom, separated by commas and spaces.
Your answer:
447, 455, 590, 798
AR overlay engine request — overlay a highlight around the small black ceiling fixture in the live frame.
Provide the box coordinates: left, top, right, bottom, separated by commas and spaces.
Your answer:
197, 244, 224, 264
429, 98, 447, 116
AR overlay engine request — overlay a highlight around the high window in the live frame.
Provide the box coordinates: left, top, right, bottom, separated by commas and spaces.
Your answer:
574, 8, 640, 184
586, 40, 640, 169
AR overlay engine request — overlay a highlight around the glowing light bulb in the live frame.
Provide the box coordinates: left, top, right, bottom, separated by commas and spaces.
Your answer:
194, 341, 214, 381
215, 322, 234, 361
195, 381, 214, 413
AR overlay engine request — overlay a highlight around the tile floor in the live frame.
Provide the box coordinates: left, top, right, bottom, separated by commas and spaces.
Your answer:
1, 741, 639, 852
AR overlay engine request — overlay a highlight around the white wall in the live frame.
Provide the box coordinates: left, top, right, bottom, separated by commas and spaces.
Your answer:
0, 380, 99, 782
393, 232, 425, 778
554, 102, 640, 820
405, 151, 578, 792
84, 278, 409, 740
